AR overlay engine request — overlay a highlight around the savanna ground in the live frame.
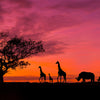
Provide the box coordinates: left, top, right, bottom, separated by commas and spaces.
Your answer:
0, 82, 98, 100
0, 82, 100, 89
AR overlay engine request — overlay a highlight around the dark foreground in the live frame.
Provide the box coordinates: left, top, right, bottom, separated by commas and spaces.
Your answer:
1, 82, 100, 89
0, 82, 99, 99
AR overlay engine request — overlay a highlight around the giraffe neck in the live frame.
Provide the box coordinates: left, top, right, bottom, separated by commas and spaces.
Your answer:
40, 68, 43, 73
57, 63, 62, 71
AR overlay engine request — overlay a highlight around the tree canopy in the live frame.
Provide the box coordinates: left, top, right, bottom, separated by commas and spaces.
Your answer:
0, 32, 45, 79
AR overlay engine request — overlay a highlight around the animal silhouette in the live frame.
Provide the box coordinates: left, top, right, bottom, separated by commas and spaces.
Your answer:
48, 73, 53, 83
56, 61, 66, 83
39, 66, 46, 82
76, 71, 95, 83
97, 77, 100, 82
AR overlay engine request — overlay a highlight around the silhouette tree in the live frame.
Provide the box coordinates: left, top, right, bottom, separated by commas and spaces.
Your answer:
0, 32, 45, 83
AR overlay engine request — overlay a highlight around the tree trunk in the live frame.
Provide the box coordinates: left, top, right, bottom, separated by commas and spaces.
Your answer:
0, 74, 4, 84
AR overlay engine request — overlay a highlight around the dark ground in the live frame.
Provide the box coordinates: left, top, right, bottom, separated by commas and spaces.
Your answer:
1, 82, 100, 89
0, 82, 99, 99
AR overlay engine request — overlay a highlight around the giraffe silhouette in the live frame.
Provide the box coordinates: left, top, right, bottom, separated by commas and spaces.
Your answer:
48, 73, 53, 83
38, 66, 46, 82
56, 61, 66, 83
98, 77, 100, 82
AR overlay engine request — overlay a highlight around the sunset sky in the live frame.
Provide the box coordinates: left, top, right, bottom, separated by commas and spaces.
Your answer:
0, 0, 100, 82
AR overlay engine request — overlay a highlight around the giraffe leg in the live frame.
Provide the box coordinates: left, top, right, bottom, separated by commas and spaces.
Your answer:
39, 77, 41, 83
44, 76, 46, 82
57, 75, 60, 82
63, 76, 64, 83
60, 76, 62, 83
52, 79, 53, 83
41, 77, 44, 82
63, 74, 66, 83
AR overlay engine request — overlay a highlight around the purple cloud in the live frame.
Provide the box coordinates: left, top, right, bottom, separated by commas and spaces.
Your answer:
4, 0, 33, 8
0, 3, 6, 22
1, 0, 99, 33
0, 0, 100, 55
47, 0, 100, 12
43, 40, 68, 55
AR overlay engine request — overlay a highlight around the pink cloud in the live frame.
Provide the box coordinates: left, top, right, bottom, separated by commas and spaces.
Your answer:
0, 0, 100, 56
47, 0, 100, 11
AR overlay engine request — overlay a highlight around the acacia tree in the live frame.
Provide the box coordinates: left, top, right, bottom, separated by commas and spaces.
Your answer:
0, 32, 44, 83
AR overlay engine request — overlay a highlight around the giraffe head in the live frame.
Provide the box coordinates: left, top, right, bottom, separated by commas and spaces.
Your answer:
38, 66, 41, 68
56, 61, 59, 64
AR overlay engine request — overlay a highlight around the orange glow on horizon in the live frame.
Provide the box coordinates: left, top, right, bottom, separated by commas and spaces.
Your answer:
0, 0, 100, 83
